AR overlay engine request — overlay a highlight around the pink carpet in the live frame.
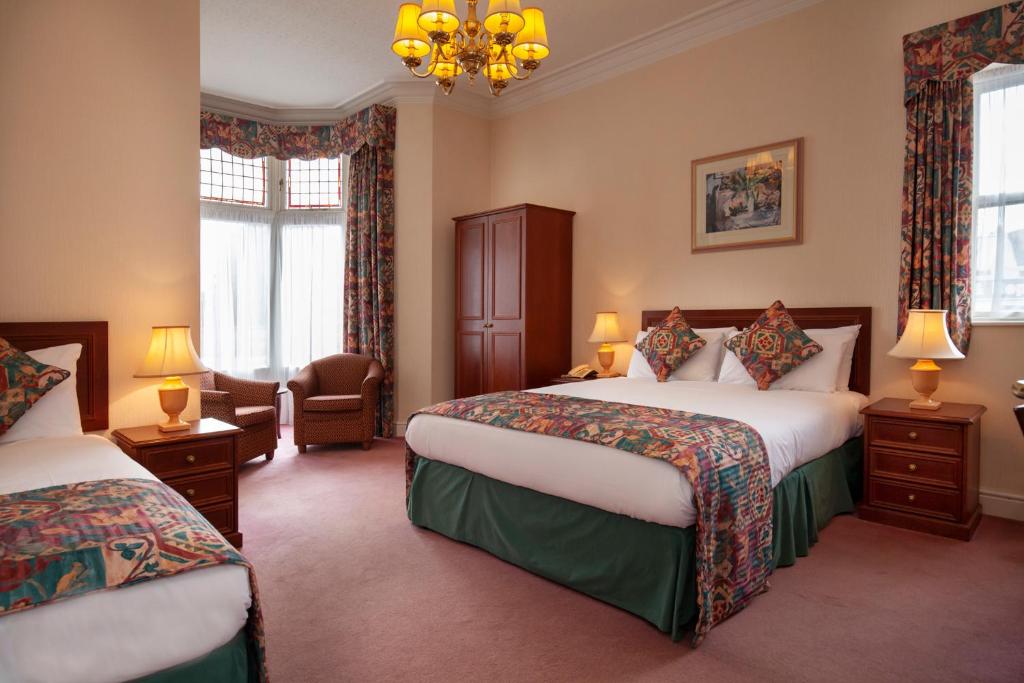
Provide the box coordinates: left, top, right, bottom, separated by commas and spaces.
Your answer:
238, 430, 1024, 682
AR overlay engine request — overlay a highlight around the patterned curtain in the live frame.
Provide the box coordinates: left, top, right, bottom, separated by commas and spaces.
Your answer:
343, 110, 396, 437
899, 3, 1024, 353
201, 104, 397, 435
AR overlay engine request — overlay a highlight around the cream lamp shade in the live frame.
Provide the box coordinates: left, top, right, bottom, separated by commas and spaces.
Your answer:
512, 7, 550, 61
392, 3, 430, 58
888, 309, 964, 411
134, 326, 207, 432
588, 312, 626, 378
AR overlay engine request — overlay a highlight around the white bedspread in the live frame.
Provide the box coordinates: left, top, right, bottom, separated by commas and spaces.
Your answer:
0, 435, 251, 683
405, 379, 867, 528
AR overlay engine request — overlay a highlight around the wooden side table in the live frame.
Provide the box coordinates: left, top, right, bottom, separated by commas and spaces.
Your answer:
113, 418, 244, 547
858, 398, 985, 541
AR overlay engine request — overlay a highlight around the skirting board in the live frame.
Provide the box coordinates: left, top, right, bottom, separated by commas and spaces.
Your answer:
979, 489, 1024, 522
394, 421, 408, 438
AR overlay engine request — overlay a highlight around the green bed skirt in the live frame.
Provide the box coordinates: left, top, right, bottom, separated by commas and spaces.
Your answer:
407, 437, 863, 642
133, 628, 256, 683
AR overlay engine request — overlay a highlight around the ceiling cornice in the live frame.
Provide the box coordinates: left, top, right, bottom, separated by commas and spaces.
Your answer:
202, 0, 822, 123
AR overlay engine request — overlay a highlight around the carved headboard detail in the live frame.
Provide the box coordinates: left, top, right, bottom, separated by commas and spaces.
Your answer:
0, 321, 109, 431
640, 307, 872, 395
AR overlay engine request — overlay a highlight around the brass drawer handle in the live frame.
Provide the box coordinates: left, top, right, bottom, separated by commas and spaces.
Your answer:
908, 431, 918, 440
907, 494, 916, 502
185, 488, 196, 498
908, 463, 918, 472
185, 454, 196, 464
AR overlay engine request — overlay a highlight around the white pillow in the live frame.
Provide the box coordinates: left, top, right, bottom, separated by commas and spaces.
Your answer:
718, 326, 860, 393
0, 343, 83, 444
627, 327, 737, 382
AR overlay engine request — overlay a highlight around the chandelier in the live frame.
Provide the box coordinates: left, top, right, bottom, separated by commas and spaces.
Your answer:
391, 0, 550, 97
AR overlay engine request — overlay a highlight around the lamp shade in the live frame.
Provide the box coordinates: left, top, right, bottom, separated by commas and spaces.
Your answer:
588, 312, 626, 344
485, 45, 518, 81
484, 0, 525, 34
392, 3, 430, 58
134, 326, 208, 378
512, 7, 549, 61
418, 0, 460, 33
888, 310, 965, 360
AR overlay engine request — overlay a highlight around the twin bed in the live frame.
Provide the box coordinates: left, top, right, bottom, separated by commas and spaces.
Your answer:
406, 307, 872, 641
0, 322, 257, 683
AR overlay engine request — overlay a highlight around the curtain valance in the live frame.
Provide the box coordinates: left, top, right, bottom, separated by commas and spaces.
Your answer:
200, 104, 396, 160
903, 2, 1024, 103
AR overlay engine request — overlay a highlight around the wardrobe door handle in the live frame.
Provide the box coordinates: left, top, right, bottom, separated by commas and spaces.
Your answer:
483, 323, 494, 328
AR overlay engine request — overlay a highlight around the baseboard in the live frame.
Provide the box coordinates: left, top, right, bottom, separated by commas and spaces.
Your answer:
394, 421, 407, 438
979, 489, 1024, 522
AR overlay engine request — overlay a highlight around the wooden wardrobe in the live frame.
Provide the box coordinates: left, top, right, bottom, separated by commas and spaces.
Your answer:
454, 204, 575, 398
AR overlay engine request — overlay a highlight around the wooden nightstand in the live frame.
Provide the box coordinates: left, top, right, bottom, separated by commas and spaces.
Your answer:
859, 398, 985, 541
113, 418, 244, 547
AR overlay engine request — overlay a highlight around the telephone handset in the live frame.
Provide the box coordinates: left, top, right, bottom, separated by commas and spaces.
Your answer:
565, 364, 598, 379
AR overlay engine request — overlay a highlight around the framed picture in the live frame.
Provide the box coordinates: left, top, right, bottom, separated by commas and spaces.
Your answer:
691, 138, 802, 253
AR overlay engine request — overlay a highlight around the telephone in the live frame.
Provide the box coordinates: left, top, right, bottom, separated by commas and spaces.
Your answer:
565, 364, 598, 379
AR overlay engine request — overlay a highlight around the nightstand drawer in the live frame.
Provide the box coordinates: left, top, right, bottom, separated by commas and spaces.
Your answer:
166, 471, 234, 507
868, 448, 960, 489
870, 418, 962, 456
868, 479, 960, 520
142, 439, 234, 477
197, 502, 235, 536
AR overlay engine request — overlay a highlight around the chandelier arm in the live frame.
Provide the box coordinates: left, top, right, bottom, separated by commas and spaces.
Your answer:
406, 44, 442, 79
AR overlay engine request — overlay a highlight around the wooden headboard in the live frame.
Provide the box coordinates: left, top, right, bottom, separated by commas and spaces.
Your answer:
0, 321, 109, 431
641, 307, 872, 395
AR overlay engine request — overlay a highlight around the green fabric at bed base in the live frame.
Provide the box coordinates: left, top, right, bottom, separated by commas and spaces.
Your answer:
132, 628, 256, 683
407, 436, 862, 642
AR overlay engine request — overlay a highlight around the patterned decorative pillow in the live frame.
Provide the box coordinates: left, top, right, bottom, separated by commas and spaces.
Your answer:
0, 337, 71, 435
634, 307, 707, 382
724, 300, 823, 390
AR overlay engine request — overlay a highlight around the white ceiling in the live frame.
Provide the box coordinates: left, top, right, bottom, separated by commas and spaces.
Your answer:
200, 0, 724, 109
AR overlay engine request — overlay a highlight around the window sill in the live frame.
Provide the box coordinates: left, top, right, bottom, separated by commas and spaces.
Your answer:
971, 319, 1024, 327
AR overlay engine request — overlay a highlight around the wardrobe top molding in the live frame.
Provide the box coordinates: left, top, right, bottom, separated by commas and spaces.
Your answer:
452, 203, 577, 222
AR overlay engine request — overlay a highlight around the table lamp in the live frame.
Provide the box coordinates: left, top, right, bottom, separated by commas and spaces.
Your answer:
588, 311, 626, 377
888, 309, 964, 411
134, 326, 208, 432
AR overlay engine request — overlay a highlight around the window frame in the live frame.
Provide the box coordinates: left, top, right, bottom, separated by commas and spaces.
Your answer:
971, 64, 1024, 325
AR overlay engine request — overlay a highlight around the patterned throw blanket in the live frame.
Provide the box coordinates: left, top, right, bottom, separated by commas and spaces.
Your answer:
408, 391, 773, 645
0, 478, 267, 681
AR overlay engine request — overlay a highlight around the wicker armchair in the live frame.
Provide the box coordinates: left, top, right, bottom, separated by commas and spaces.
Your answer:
200, 371, 279, 464
288, 353, 383, 452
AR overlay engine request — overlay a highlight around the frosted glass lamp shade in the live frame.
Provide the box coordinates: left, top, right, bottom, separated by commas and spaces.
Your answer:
888, 310, 964, 360
392, 3, 430, 58
134, 326, 207, 378
512, 7, 549, 60
485, 0, 525, 34
418, 0, 460, 33
588, 312, 626, 343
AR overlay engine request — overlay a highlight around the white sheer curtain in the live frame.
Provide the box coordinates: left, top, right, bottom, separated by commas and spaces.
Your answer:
973, 64, 1024, 321
200, 202, 345, 424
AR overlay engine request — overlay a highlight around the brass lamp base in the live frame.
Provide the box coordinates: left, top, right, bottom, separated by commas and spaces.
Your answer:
908, 359, 942, 411
157, 376, 191, 432
596, 343, 620, 378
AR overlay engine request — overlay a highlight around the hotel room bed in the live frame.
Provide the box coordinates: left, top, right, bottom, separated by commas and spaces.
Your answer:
405, 307, 872, 641
0, 322, 259, 683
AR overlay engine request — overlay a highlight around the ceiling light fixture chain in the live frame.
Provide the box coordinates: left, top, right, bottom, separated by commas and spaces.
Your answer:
391, 0, 550, 97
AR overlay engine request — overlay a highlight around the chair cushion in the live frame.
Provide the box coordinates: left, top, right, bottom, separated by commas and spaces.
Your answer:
234, 405, 276, 427
304, 395, 362, 412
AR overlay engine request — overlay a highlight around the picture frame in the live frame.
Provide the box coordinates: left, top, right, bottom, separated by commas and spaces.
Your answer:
691, 138, 802, 253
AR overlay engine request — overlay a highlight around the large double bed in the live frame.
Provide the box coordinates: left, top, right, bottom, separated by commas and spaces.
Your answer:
0, 322, 259, 683
406, 307, 872, 641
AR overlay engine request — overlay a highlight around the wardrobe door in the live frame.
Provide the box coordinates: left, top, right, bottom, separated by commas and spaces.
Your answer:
485, 210, 525, 392
455, 217, 487, 398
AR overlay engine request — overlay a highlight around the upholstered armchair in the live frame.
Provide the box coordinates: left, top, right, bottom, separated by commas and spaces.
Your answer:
200, 371, 279, 464
288, 354, 383, 452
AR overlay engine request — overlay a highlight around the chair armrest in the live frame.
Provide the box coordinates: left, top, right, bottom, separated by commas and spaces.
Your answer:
361, 360, 384, 402
201, 389, 235, 424
287, 365, 318, 403
214, 373, 279, 407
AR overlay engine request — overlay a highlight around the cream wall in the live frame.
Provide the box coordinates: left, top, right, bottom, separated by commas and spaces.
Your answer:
488, 0, 1024, 516
0, 0, 201, 429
